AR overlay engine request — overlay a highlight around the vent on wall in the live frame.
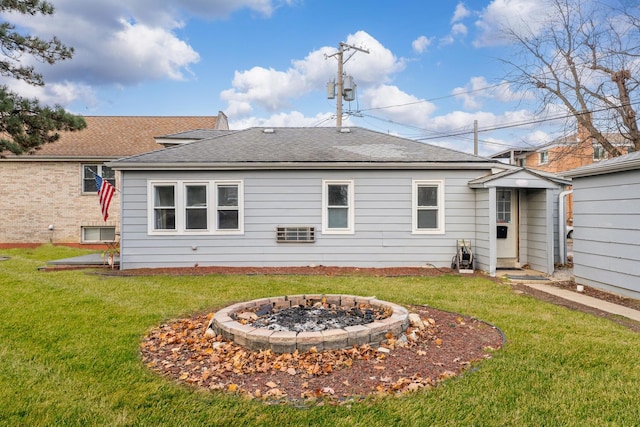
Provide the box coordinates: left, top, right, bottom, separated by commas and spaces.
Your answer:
276, 226, 316, 243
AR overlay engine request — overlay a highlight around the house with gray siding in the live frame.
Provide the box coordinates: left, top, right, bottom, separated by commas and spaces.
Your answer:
109, 127, 568, 275
563, 151, 640, 298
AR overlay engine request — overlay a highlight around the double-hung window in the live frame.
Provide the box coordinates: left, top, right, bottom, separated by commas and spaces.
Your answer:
153, 184, 177, 231
185, 184, 208, 230
149, 180, 242, 235
216, 183, 240, 230
322, 180, 354, 234
412, 180, 445, 234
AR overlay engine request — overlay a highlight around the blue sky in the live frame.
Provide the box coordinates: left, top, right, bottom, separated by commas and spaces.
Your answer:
1, 0, 576, 156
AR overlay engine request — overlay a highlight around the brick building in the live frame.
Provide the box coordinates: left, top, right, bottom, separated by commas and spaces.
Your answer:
490, 123, 634, 222
0, 114, 227, 244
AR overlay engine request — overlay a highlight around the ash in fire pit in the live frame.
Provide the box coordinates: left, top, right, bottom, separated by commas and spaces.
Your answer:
245, 304, 382, 332
210, 295, 409, 353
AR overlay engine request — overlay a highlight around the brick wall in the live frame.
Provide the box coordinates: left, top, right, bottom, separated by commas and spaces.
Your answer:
0, 161, 120, 244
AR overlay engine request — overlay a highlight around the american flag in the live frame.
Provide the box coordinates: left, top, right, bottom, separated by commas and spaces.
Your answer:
95, 174, 116, 221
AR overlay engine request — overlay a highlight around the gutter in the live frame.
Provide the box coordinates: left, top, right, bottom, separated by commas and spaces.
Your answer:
108, 161, 517, 172
563, 158, 640, 178
558, 189, 573, 264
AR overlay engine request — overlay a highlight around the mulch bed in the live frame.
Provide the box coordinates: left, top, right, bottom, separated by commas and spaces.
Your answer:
140, 306, 504, 405
131, 265, 640, 404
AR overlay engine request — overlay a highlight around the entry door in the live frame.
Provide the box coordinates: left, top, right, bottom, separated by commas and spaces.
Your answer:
496, 189, 519, 267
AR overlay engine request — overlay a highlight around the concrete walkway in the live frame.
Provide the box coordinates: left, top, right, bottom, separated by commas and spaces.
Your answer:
497, 268, 640, 323
523, 282, 640, 322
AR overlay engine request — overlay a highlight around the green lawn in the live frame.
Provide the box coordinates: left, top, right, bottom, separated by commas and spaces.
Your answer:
1, 245, 639, 426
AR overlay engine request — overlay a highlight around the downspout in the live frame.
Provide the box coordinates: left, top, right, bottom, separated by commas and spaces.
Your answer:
558, 189, 573, 264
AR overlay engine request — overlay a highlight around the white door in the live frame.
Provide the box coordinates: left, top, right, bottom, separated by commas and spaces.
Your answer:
496, 189, 519, 268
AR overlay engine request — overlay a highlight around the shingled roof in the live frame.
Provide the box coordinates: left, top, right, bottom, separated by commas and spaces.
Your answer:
111, 127, 496, 170
2, 116, 218, 159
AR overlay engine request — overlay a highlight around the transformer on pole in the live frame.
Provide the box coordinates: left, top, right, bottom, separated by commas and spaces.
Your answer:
325, 42, 369, 128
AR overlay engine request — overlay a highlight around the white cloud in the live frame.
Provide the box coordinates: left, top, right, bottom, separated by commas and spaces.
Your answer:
412, 36, 433, 54
0, 0, 292, 108
453, 76, 530, 110
451, 23, 468, 37
360, 84, 437, 127
474, 0, 550, 47
220, 31, 405, 118
452, 3, 471, 23
230, 111, 333, 128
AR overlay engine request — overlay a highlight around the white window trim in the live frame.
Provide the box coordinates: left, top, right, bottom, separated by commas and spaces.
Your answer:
322, 179, 355, 234
147, 180, 243, 236
412, 180, 445, 235
214, 181, 244, 235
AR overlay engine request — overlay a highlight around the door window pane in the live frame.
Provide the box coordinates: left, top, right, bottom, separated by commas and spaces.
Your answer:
497, 189, 512, 223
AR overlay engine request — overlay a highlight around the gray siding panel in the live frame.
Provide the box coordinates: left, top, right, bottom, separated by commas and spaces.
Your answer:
120, 169, 484, 269
474, 189, 490, 272
525, 189, 549, 273
572, 169, 640, 297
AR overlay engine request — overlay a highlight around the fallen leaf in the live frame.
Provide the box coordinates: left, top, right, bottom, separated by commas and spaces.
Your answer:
287, 367, 296, 376
266, 381, 278, 389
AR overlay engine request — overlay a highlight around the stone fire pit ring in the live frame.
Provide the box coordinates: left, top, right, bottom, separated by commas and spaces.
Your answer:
207, 294, 410, 353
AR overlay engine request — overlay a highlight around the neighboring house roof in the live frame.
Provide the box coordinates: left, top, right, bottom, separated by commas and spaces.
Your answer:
154, 129, 236, 147
0, 115, 220, 160
110, 127, 503, 170
563, 150, 640, 178
489, 131, 630, 160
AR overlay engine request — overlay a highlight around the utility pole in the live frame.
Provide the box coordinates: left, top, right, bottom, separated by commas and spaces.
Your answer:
326, 42, 369, 128
474, 119, 478, 156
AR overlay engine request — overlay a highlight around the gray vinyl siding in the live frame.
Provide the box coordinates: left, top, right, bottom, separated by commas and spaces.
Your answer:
572, 170, 640, 297
119, 169, 485, 269
474, 189, 490, 272
524, 189, 551, 273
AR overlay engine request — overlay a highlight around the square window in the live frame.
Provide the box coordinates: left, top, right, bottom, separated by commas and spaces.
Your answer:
83, 164, 115, 193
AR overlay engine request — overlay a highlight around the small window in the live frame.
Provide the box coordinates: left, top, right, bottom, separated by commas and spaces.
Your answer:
538, 151, 549, 165
413, 180, 445, 234
323, 180, 354, 234
593, 145, 606, 161
82, 226, 116, 243
153, 184, 176, 231
83, 164, 115, 193
276, 226, 316, 242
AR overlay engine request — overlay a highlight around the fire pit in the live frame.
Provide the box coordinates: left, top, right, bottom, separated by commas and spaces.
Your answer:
207, 294, 409, 353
